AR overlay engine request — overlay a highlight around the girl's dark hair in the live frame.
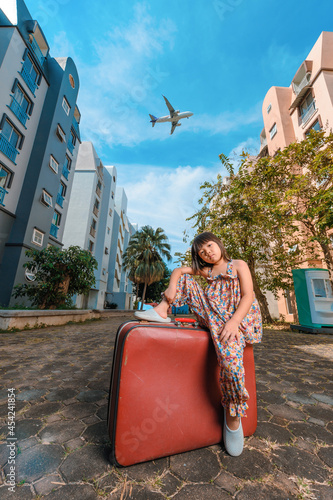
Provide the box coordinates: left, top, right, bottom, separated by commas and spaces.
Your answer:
191, 232, 230, 272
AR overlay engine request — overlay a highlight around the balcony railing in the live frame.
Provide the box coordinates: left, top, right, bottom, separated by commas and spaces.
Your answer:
90, 226, 96, 238
301, 101, 316, 125
56, 193, 64, 208
50, 223, 59, 238
20, 63, 37, 95
62, 166, 69, 180
93, 206, 99, 217
29, 35, 45, 67
67, 140, 74, 154
0, 134, 18, 163
9, 98, 29, 126
72, 117, 80, 138
96, 186, 101, 198
0, 186, 8, 206
292, 73, 311, 96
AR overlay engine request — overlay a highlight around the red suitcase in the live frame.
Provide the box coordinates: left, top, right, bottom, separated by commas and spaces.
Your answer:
107, 319, 257, 467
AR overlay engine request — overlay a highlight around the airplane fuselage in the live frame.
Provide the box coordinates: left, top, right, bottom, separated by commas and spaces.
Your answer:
155, 111, 193, 123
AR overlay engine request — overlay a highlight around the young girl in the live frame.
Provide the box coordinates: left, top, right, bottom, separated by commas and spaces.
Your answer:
134, 231, 262, 456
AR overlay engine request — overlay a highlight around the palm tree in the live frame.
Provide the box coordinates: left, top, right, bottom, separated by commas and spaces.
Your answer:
123, 226, 172, 309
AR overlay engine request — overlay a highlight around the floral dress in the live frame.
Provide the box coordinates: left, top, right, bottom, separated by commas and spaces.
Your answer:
171, 260, 262, 417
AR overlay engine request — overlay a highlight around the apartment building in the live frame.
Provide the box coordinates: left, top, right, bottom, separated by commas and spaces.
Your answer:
62, 142, 136, 310
258, 31, 333, 321
0, 0, 81, 306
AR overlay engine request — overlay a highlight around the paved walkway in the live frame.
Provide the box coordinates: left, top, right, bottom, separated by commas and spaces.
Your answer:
0, 314, 332, 499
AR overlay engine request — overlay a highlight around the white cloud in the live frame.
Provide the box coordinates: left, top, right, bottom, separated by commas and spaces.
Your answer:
115, 162, 223, 260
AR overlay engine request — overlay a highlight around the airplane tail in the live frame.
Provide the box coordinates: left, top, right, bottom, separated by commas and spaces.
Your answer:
149, 114, 157, 127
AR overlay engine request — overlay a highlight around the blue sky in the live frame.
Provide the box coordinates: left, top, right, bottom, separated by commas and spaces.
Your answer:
26, 0, 333, 262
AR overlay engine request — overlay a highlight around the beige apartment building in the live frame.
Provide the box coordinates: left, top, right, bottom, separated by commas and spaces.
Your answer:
258, 31, 333, 322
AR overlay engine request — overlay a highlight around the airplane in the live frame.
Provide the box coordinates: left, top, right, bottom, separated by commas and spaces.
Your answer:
149, 95, 193, 135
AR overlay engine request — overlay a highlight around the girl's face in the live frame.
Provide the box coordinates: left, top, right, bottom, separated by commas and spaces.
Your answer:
198, 241, 222, 264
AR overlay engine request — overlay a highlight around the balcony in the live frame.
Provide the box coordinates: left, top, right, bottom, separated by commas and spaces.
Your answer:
56, 193, 64, 208
96, 186, 101, 198
20, 63, 37, 95
67, 140, 74, 154
62, 166, 69, 180
50, 223, 59, 238
90, 226, 96, 238
93, 205, 99, 217
9, 98, 29, 126
72, 117, 80, 139
0, 134, 18, 163
0, 186, 8, 206
29, 35, 45, 67
301, 101, 316, 125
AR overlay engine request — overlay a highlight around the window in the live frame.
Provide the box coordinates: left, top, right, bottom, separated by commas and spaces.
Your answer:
88, 240, 94, 253
41, 189, 53, 207
52, 210, 61, 227
269, 123, 277, 139
49, 155, 59, 174
10, 82, 32, 126
69, 130, 75, 146
306, 119, 321, 135
267, 103, 272, 114
64, 154, 72, 171
32, 228, 44, 246
1, 118, 21, 148
285, 290, 293, 315
109, 209, 113, 216
0, 165, 12, 188
107, 227, 110, 234
62, 96, 71, 116
91, 218, 97, 229
56, 124, 66, 142
300, 92, 315, 124
105, 247, 109, 254
24, 54, 39, 85
59, 182, 66, 197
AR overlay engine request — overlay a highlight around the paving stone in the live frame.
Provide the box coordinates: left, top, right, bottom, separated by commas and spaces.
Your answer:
81, 415, 101, 425
235, 483, 298, 499
39, 420, 85, 444
60, 444, 109, 482
173, 483, 230, 499
311, 393, 333, 405
288, 422, 333, 444
293, 437, 316, 453
17, 436, 38, 451
170, 448, 220, 482
285, 392, 316, 405
82, 421, 110, 444
256, 406, 271, 421
258, 391, 285, 405
214, 470, 242, 494
220, 448, 274, 479
302, 404, 333, 422
111, 484, 166, 500
23, 401, 62, 419
5, 444, 64, 482
96, 405, 108, 420
0, 401, 27, 417
308, 417, 326, 426
77, 390, 106, 402
311, 484, 333, 500
158, 471, 182, 497
64, 437, 85, 451
16, 389, 46, 401
0, 443, 9, 467
266, 403, 305, 421
43, 483, 98, 499
45, 389, 78, 401
0, 390, 9, 400
272, 446, 330, 481
0, 484, 34, 499
60, 402, 97, 418
7, 419, 43, 440
317, 446, 333, 467
121, 457, 168, 481
97, 471, 121, 491
254, 422, 293, 444
33, 474, 66, 496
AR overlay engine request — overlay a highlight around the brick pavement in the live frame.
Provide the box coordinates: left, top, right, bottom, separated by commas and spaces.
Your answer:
0, 314, 332, 499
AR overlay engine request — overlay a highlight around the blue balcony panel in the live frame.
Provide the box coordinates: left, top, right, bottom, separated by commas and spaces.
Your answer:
62, 166, 69, 180
50, 223, 59, 238
20, 64, 37, 95
0, 134, 18, 163
9, 98, 29, 126
0, 186, 8, 206
72, 118, 80, 140
29, 35, 45, 67
56, 193, 64, 208
67, 140, 74, 154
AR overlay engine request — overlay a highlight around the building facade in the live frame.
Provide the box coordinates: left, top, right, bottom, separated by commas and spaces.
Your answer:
62, 142, 136, 310
0, 0, 81, 306
258, 31, 333, 321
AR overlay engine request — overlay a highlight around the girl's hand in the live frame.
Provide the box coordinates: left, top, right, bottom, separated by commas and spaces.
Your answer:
219, 319, 241, 345
163, 286, 176, 304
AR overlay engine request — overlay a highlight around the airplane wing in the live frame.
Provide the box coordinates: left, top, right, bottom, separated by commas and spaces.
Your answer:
170, 121, 177, 135
163, 95, 176, 118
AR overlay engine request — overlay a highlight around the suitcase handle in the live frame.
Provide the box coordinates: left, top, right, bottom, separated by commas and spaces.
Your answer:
175, 317, 199, 327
